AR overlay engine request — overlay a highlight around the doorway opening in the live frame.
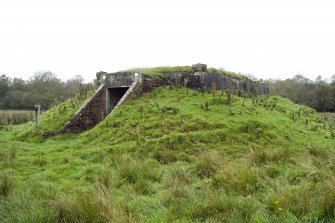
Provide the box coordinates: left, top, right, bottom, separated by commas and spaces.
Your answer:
106, 87, 129, 114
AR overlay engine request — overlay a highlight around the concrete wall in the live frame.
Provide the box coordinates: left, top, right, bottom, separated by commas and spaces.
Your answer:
158, 72, 269, 95
100, 72, 138, 88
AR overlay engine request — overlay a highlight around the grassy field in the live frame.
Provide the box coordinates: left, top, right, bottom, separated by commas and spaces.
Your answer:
0, 87, 334, 222
0, 110, 34, 127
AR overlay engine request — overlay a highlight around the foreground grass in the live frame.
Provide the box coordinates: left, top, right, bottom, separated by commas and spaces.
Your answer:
0, 87, 334, 222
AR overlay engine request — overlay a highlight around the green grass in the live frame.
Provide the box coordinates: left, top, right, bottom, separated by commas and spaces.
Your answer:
0, 90, 95, 143
126, 66, 192, 77
125, 66, 248, 80
0, 87, 334, 222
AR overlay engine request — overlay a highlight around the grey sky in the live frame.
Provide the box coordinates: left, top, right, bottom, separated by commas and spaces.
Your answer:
1, 0, 335, 82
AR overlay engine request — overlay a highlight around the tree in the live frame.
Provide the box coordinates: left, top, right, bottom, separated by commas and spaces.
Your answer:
268, 74, 335, 112
0, 71, 94, 110
0, 74, 10, 98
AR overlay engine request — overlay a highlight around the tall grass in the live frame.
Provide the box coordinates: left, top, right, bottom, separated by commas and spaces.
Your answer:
0, 110, 34, 127
0, 177, 135, 223
52, 185, 135, 223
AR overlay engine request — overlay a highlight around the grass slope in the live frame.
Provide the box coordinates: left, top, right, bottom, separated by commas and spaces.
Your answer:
126, 66, 245, 80
0, 91, 94, 143
0, 87, 334, 223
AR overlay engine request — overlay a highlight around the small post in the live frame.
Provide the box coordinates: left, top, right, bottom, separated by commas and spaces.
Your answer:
34, 105, 41, 128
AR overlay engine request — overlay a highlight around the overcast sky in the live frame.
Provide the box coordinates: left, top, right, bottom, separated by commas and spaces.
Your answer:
1, 0, 335, 82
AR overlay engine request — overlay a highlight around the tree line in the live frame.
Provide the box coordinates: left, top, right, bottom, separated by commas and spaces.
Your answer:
267, 74, 335, 112
0, 71, 95, 110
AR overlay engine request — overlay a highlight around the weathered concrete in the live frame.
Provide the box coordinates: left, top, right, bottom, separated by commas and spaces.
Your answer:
106, 74, 143, 118
61, 73, 142, 133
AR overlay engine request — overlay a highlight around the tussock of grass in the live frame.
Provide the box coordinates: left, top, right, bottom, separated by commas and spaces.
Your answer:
163, 165, 192, 187
51, 185, 134, 223
194, 150, 225, 178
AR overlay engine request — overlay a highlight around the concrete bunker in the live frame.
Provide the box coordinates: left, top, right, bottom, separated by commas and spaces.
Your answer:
61, 64, 268, 134
61, 72, 141, 133
106, 87, 129, 114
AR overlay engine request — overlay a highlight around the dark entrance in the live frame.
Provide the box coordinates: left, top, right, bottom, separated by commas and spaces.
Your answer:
106, 87, 129, 114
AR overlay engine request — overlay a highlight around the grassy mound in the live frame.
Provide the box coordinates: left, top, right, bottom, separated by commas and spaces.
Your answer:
0, 87, 334, 222
126, 66, 245, 80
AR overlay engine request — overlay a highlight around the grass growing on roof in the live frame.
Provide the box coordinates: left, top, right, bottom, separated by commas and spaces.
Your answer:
126, 66, 250, 80
0, 86, 334, 222
126, 66, 192, 77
